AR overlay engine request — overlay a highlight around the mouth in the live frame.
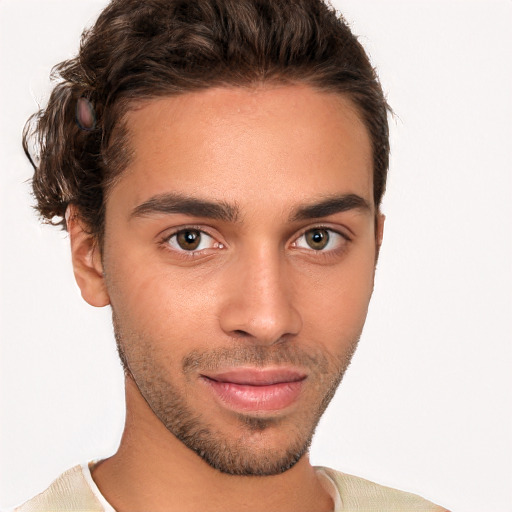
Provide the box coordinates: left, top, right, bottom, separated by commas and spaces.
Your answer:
200, 367, 307, 413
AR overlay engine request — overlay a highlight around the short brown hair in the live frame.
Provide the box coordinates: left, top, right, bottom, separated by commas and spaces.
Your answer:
23, 0, 390, 243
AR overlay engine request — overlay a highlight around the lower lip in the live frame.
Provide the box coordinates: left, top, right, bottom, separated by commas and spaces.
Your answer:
202, 378, 304, 412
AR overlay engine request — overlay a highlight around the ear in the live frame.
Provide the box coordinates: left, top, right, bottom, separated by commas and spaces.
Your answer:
67, 206, 110, 307
375, 212, 385, 261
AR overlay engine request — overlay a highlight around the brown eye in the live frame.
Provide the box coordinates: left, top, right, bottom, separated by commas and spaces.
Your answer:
305, 229, 330, 250
166, 229, 220, 254
176, 230, 202, 250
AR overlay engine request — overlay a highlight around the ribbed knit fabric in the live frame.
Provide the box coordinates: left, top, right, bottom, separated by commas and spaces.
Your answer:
13, 463, 447, 511
318, 467, 448, 512
13, 465, 106, 512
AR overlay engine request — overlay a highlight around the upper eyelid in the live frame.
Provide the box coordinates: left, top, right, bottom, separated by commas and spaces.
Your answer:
167, 230, 216, 243
160, 225, 217, 241
160, 227, 221, 255
292, 225, 351, 242
158, 226, 218, 253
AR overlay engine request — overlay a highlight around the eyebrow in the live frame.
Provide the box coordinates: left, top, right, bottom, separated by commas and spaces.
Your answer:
130, 193, 240, 222
130, 192, 371, 223
290, 194, 372, 222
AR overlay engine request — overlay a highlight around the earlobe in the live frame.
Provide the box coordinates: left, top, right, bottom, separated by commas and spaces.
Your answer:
67, 206, 110, 307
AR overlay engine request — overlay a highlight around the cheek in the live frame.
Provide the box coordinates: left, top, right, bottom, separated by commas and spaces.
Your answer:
105, 251, 219, 346
297, 255, 376, 338
103, 227, 377, 353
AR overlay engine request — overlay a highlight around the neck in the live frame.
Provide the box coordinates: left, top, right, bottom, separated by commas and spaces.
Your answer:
91, 377, 333, 512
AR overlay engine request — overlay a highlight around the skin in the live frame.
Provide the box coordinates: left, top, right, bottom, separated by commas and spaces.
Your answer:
69, 84, 384, 512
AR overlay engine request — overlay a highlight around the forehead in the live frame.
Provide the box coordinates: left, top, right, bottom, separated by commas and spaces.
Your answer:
111, 85, 374, 216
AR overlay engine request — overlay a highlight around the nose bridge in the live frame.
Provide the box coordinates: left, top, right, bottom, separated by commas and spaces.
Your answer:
219, 242, 302, 343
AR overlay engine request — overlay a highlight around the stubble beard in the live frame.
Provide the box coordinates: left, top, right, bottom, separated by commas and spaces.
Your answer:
112, 311, 359, 476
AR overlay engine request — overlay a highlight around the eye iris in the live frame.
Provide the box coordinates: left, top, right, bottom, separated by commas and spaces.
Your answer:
177, 230, 201, 250
306, 229, 329, 250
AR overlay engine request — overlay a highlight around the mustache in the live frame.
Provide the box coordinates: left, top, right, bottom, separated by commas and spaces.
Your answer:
182, 344, 331, 375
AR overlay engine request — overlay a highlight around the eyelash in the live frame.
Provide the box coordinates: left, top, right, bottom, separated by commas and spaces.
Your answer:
158, 225, 351, 260
158, 225, 222, 259
291, 225, 351, 261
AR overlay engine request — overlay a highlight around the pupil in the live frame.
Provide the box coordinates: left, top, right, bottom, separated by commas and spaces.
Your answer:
307, 229, 329, 250
178, 230, 200, 250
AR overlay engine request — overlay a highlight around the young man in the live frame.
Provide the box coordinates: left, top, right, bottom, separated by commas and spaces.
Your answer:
15, 0, 448, 510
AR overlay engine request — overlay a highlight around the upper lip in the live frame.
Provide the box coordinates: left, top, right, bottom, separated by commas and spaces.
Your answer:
201, 367, 307, 386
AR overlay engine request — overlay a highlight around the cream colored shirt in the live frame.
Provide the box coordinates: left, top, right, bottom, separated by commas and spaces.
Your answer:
13, 463, 447, 511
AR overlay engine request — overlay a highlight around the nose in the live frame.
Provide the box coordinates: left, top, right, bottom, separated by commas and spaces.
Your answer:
218, 245, 302, 345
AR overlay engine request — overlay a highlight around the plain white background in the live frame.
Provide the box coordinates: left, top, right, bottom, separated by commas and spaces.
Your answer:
1, 1, 511, 510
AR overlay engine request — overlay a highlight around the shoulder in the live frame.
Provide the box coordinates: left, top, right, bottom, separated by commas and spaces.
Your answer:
12, 465, 104, 512
317, 466, 449, 512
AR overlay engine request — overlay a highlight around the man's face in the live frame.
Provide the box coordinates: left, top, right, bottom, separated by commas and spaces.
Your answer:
100, 85, 381, 475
